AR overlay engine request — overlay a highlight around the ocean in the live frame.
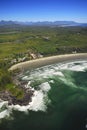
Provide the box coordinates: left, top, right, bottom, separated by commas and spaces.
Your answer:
0, 60, 87, 130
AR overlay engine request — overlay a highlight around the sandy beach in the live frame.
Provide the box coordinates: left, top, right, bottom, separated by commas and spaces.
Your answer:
9, 53, 87, 71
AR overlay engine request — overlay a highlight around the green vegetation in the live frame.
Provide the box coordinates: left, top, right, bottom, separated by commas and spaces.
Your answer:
0, 26, 87, 59
0, 67, 24, 99
6, 84, 24, 99
0, 25, 87, 99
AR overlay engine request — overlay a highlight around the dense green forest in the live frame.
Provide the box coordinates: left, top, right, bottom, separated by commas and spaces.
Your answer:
0, 25, 87, 98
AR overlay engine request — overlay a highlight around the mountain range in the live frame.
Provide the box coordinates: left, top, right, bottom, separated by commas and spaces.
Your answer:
0, 20, 87, 27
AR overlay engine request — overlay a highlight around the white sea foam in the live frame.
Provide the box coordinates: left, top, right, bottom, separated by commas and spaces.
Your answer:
49, 80, 54, 83
53, 71, 64, 76
22, 76, 29, 80
25, 81, 32, 88
67, 65, 85, 72
39, 82, 51, 92
0, 101, 8, 109
28, 82, 51, 111
24, 66, 64, 81
9, 104, 29, 112
0, 82, 51, 118
0, 60, 87, 119
24, 61, 87, 82
9, 82, 51, 112
11, 82, 51, 112
0, 110, 10, 119
29, 90, 48, 111
59, 60, 87, 72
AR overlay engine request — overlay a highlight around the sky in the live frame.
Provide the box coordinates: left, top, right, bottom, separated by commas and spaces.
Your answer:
0, 0, 87, 23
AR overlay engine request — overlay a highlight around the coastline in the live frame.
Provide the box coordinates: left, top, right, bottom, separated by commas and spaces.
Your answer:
0, 53, 87, 117
9, 53, 87, 71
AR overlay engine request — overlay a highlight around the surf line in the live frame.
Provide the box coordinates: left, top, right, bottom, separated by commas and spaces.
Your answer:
9, 53, 87, 71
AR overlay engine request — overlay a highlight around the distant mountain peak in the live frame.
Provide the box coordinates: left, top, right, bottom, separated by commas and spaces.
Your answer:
0, 20, 87, 27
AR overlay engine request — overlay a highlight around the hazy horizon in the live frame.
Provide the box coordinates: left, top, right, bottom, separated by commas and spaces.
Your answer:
0, 20, 87, 24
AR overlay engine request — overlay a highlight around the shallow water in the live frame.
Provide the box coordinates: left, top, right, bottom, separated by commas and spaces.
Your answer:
0, 60, 87, 130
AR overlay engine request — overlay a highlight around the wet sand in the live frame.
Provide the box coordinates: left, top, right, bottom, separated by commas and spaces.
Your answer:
9, 53, 87, 71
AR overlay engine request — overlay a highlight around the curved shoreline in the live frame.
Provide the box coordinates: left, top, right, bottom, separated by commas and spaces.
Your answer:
9, 53, 87, 71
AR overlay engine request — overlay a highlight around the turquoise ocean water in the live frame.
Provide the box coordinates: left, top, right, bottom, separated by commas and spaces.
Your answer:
0, 60, 87, 130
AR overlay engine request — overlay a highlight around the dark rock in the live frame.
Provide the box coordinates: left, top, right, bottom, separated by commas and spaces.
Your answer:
0, 88, 34, 106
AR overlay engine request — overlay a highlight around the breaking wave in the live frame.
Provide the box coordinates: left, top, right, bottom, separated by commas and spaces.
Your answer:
0, 60, 87, 120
